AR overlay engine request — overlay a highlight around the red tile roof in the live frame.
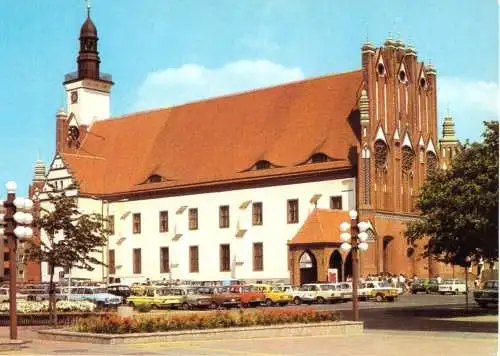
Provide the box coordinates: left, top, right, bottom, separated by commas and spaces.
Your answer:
289, 209, 351, 245
62, 70, 363, 195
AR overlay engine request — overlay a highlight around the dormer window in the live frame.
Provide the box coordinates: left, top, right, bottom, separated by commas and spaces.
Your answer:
310, 153, 329, 163
255, 160, 271, 170
146, 174, 163, 183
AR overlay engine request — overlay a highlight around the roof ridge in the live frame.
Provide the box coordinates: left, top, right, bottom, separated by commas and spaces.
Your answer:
99, 68, 362, 123
62, 152, 106, 160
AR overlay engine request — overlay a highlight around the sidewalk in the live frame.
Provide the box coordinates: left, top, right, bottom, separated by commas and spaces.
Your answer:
0, 327, 497, 355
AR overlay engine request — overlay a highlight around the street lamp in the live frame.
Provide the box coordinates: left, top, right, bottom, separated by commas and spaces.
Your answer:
465, 256, 471, 311
0, 181, 34, 340
339, 210, 369, 322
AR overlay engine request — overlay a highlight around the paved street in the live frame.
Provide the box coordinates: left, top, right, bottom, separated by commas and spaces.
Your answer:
1, 294, 497, 355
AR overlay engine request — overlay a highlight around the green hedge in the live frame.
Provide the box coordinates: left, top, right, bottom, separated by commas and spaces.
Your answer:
74, 308, 339, 334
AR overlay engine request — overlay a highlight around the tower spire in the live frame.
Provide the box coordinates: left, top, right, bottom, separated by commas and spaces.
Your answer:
76, 2, 100, 81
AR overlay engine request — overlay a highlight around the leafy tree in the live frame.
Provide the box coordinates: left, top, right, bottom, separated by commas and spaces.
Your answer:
406, 121, 498, 266
25, 189, 107, 324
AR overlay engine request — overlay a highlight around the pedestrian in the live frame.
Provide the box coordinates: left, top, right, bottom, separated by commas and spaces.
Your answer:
436, 275, 442, 284
474, 278, 480, 289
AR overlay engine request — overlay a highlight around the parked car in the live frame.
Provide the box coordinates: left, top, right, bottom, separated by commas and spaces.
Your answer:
410, 279, 440, 294
196, 286, 241, 309
292, 284, 343, 305
438, 279, 466, 295
247, 284, 291, 306
169, 286, 212, 310
0, 287, 29, 302
127, 286, 182, 309
21, 287, 49, 301
473, 280, 498, 308
68, 286, 122, 308
329, 282, 353, 301
222, 285, 266, 307
359, 281, 399, 302
106, 284, 131, 303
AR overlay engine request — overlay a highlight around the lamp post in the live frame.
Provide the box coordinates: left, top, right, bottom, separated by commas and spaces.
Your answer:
0, 181, 34, 340
339, 210, 369, 322
465, 256, 471, 311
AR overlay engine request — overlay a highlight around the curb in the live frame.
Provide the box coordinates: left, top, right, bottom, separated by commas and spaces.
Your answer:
38, 321, 363, 344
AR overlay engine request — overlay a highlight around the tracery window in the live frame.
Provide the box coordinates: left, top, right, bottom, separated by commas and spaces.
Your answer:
401, 146, 415, 173
374, 140, 388, 169
426, 151, 438, 176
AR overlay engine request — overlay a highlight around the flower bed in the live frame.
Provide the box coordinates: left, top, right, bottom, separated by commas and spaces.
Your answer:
74, 308, 338, 334
0, 300, 96, 313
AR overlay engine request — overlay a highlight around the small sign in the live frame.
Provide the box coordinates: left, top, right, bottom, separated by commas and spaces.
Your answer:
327, 269, 338, 283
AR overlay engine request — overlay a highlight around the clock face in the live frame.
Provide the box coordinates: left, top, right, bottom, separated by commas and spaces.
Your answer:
71, 91, 78, 104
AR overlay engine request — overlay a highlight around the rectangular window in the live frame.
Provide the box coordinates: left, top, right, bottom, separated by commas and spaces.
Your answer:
132, 213, 141, 234
330, 196, 342, 210
287, 199, 299, 224
188, 208, 198, 230
252, 202, 263, 226
108, 249, 115, 275
219, 205, 230, 228
133, 248, 141, 274
160, 247, 169, 273
189, 246, 199, 273
159, 211, 169, 232
220, 244, 230, 272
107, 215, 115, 235
253, 243, 263, 271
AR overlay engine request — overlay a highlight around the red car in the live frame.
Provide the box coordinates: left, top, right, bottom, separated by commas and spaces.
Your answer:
221, 285, 266, 307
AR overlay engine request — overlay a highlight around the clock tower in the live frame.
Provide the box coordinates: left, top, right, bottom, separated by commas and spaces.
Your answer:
57, 5, 113, 152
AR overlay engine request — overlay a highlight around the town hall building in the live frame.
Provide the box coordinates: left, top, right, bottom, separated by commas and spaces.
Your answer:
34, 11, 460, 285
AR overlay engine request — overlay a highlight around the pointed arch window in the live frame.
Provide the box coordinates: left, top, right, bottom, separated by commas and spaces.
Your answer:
426, 151, 438, 176
374, 140, 388, 169
401, 146, 415, 173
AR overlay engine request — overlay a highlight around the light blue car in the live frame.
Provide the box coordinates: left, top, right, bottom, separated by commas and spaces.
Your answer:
66, 286, 122, 307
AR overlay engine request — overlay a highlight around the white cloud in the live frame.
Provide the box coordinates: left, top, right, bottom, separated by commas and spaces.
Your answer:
438, 77, 499, 140
133, 60, 304, 111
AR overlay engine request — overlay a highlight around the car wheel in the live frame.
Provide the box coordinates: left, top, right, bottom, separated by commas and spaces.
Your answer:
316, 297, 325, 304
454, 289, 459, 295
293, 297, 302, 305
128, 301, 135, 309
210, 302, 218, 309
375, 294, 384, 302
265, 298, 274, 307
425, 289, 430, 294
181, 302, 190, 310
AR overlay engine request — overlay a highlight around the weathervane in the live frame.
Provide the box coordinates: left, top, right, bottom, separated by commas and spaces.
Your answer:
85, 0, 91, 16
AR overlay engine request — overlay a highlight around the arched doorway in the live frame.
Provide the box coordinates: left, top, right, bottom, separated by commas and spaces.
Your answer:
344, 251, 353, 281
383, 236, 394, 273
299, 251, 317, 284
329, 250, 343, 282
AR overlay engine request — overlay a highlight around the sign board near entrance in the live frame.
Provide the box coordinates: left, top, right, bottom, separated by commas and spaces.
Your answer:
327, 268, 338, 283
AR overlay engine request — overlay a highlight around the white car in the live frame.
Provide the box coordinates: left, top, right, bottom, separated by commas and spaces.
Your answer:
358, 281, 399, 302
438, 279, 466, 295
292, 284, 343, 304
329, 282, 352, 301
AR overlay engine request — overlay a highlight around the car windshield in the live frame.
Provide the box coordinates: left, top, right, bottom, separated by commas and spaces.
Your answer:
197, 287, 214, 295
167, 288, 184, 296
484, 281, 499, 289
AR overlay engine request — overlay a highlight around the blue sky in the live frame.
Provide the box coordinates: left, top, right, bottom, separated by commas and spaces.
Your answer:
0, 0, 498, 194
